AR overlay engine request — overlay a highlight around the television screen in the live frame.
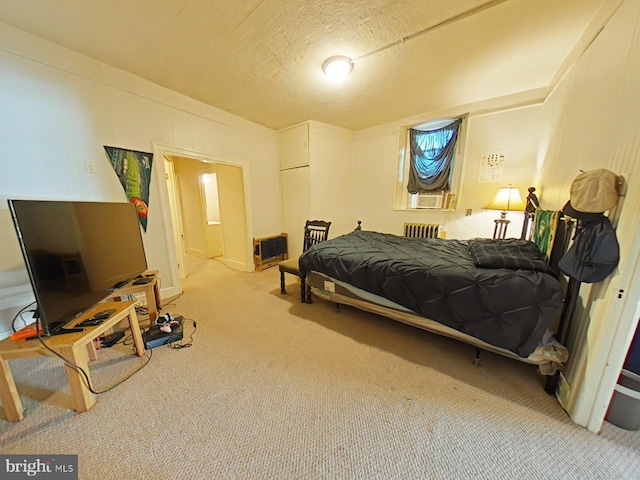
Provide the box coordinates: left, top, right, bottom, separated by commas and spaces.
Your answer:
8, 199, 148, 336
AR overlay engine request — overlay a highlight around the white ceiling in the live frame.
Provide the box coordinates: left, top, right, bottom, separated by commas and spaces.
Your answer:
0, 0, 606, 131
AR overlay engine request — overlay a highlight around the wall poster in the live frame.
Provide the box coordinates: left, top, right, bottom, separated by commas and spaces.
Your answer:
104, 146, 153, 231
478, 150, 506, 182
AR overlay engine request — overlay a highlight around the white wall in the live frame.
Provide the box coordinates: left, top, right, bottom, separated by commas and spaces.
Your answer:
0, 22, 281, 337
535, 0, 640, 429
452, 106, 547, 239
308, 121, 354, 237
352, 106, 545, 240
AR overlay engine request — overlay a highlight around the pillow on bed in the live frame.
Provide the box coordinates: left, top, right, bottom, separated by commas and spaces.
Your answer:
468, 238, 554, 274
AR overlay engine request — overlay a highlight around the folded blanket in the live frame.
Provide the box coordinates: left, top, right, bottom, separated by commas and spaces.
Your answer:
468, 238, 553, 274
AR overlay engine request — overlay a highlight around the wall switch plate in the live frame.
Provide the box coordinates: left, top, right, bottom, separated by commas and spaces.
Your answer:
85, 162, 95, 174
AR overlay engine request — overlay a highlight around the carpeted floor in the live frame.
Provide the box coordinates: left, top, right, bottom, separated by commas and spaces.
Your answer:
1, 256, 639, 479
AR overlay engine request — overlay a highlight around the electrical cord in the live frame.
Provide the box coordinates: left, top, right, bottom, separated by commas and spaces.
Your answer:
161, 291, 184, 310
33, 315, 152, 395
452, 211, 487, 238
11, 301, 37, 332
169, 318, 197, 350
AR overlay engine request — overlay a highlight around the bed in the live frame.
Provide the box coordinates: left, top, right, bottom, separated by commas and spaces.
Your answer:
298, 214, 572, 375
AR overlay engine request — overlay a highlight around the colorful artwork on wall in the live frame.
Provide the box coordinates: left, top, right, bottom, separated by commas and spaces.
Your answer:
104, 146, 154, 231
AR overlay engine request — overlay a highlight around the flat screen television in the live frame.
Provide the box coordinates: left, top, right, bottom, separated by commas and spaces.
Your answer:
8, 199, 148, 336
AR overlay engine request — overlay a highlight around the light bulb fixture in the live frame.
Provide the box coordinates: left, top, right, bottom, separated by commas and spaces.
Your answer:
322, 56, 353, 83
482, 185, 526, 239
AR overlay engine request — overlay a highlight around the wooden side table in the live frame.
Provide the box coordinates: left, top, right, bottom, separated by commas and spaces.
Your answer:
106, 271, 161, 324
0, 301, 143, 422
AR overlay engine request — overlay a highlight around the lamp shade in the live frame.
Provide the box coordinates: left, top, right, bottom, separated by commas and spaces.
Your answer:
483, 186, 526, 212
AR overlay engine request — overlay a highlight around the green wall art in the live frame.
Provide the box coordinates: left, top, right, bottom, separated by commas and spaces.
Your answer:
104, 146, 154, 231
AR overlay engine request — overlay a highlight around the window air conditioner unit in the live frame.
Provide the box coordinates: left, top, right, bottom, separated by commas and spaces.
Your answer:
412, 192, 444, 209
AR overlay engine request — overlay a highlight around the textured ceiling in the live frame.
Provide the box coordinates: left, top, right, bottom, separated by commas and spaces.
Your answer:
0, 0, 605, 130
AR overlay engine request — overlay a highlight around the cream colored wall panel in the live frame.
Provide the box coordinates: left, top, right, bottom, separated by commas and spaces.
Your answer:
218, 124, 241, 160
308, 120, 354, 142
153, 104, 179, 146
238, 135, 280, 239
171, 110, 195, 151
202, 121, 223, 156
279, 123, 309, 169
190, 115, 205, 154
351, 133, 402, 234
309, 133, 353, 237
281, 167, 310, 258
111, 94, 162, 155
206, 224, 224, 258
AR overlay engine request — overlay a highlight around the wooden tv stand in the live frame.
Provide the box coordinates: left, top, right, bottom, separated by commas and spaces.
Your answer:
0, 301, 143, 422
106, 270, 161, 324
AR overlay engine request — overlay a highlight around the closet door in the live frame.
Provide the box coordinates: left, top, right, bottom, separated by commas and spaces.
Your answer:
279, 124, 309, 169
281, 166, 310, 258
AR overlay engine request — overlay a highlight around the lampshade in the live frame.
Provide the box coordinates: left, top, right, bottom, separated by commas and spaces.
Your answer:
322, 56, 353, 82
483, 186, 526, 212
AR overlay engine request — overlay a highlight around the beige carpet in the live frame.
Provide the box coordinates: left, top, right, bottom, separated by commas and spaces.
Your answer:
2, 257, 639, 479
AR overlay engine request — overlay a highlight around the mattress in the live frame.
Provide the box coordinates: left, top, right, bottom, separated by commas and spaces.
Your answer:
306, 270, 568, 375
299, 230, 564, 358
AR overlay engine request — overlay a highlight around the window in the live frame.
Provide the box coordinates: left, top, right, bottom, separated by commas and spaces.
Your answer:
394, 116, 466, 210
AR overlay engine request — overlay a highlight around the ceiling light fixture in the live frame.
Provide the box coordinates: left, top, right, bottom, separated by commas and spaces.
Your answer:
322, 56, 353, 83
319, 1, 505, 85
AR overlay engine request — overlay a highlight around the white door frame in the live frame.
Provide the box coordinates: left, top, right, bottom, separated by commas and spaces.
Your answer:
585, 220, 640, 432
153, 143, 254, 280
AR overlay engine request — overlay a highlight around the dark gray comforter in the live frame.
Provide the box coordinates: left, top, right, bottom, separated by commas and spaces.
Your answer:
299, 230, 563, 357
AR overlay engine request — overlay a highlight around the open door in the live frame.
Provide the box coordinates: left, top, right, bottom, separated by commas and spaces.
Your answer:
216, 163, 249, 270
164, 156, 186, 280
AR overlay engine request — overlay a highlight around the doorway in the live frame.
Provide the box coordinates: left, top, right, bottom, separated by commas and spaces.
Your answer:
154, 144, 254, 283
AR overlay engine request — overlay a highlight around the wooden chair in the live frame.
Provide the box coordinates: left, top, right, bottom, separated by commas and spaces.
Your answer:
279, 220, 331, 302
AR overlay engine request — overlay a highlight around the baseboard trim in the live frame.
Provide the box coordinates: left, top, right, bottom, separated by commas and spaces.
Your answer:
186, 247, 206, 258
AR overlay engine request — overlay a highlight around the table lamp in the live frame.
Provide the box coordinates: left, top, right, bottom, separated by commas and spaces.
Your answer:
483, 185, 526, 239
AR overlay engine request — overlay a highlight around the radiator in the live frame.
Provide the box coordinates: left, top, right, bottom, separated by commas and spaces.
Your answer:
253, 233, 288, 271
403, 223, 440, 239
